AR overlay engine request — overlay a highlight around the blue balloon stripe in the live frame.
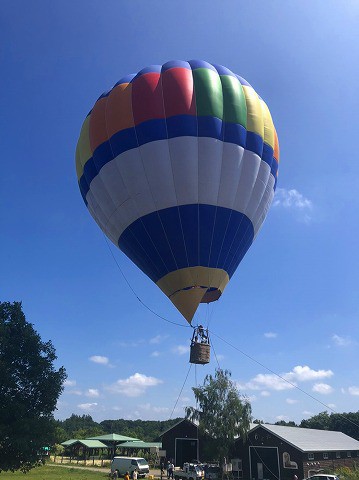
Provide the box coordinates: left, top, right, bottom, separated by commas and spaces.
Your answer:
118, 205, 254, 283
81, 116, 270, 200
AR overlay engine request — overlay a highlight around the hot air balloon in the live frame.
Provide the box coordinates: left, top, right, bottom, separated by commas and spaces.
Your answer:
75, 60, 279, 344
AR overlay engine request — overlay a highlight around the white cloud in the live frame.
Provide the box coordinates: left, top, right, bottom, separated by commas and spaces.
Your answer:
150, 335, 168, 344
312, 383, 334, 395
302, 410, 313, 417
348, 386, 359, 396
180, 396, 190, 403
276, 415, 289, 421
273, 188, 312, 223
239, 373, 294, 391
286, 398, 298, 404
247, 395, 257, 402
67, 389, 82, 396
89, 355, 109, 365
78, 402, 98, 411
286, 365, 333, 382
106, 373, 163, 397
138, 403, 170, 414
64, 379, 76, 387
264, 332, 278, 339
85, 388, 100, 398
260, 391, 271, 397
273, 188, 312, 209
172, 345, 190, 355
332, 334, 352, 347
239, 366, 333, 392
151, 351, 160, 357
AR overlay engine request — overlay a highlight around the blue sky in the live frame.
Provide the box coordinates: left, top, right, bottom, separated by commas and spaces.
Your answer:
1, 1, 359, 425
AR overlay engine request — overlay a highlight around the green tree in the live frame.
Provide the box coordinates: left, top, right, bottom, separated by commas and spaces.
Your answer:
0, 301, 67, 472
300, 410, 359, 440
186, 369, 251, 468
275, 420, 297, 426
300, 411, 331, 430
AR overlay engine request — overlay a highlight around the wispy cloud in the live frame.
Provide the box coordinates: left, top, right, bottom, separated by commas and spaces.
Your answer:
138, 403, 170, 414
286, 398, 298, 404
149, 334, 168, 344
85, 388, 100, 398
261, 391, 271, 397
64, 379, 76, 387
302, 410, 313, 417
276, 415, 290, 421
273, 188, 312, 223
172, 345, 190, 355
312, 383, 334, 395
106, 373, 163, 397
264, 332, 278, 339
151, 351, 160, 357
89, 355, 109, 365
67, 389, 82, 396
348, 386, 359, 396
78, 402, 98, 411
332, 334, 353, 347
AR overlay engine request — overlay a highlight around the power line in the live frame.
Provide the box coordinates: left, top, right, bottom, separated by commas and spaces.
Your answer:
170, 363, 192, 420
210, 330, 359, 431
103, 232, 359, 431
103, 234, 190, 328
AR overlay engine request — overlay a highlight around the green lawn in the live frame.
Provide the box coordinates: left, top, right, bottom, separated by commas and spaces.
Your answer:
3, 464, 110, 479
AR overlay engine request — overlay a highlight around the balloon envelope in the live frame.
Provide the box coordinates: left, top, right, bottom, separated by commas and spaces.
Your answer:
75, 60, 279, 323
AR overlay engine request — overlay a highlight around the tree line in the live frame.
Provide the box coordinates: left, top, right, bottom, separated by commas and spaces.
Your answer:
54, 409, 359, 445
54, 414, 184, 443
255, 411, 359, 441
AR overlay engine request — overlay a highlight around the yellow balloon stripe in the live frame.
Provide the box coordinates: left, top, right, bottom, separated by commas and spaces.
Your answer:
260, 99, 275, 150
156, 266, 229, 322
242, 85, 264, 139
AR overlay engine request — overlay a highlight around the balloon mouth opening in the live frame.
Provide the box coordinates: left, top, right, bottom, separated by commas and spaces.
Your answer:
201, 287, 221, 304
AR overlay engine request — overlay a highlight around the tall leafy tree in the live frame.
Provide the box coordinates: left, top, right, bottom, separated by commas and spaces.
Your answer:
186, 369, 251, 467
0, 301, 67, 472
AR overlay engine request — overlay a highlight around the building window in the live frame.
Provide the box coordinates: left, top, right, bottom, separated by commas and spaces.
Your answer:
347, 452, 351, 458
323, 453, 328, 459
336, 452, 341, 459
308, 453, 314, 460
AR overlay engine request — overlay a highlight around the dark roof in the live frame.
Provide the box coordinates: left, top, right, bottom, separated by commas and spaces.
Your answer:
252, 424, 359, 452
159, 418, 198, 437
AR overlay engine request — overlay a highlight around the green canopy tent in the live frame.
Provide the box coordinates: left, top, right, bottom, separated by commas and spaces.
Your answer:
87, 434, 141, 458
61, 439, 108, 461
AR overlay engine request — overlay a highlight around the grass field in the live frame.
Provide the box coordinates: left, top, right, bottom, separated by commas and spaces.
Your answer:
4, 464, 110, 479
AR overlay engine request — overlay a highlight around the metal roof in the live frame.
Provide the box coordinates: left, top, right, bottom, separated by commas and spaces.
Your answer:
120, 441, 162, 449
253, 424, 359, 452
87, 433, 140, 442
61, 439, 108, 448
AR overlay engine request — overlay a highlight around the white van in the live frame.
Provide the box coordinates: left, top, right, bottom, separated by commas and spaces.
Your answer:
111, 456, 150, 477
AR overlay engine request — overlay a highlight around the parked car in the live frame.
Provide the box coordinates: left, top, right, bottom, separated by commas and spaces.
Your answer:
304, 474, 339, 480
203, 464, 221, 480
111, 456, 149, 478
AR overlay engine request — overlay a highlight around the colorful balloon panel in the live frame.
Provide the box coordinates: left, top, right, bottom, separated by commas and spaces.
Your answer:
76, 60, 279, 323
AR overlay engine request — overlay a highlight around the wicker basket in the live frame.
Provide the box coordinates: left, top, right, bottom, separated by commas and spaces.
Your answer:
189, 342, 210, 364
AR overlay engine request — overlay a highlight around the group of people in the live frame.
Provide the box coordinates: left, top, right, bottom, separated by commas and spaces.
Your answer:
160, 460, 174, 479
112, 469, 138, 480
